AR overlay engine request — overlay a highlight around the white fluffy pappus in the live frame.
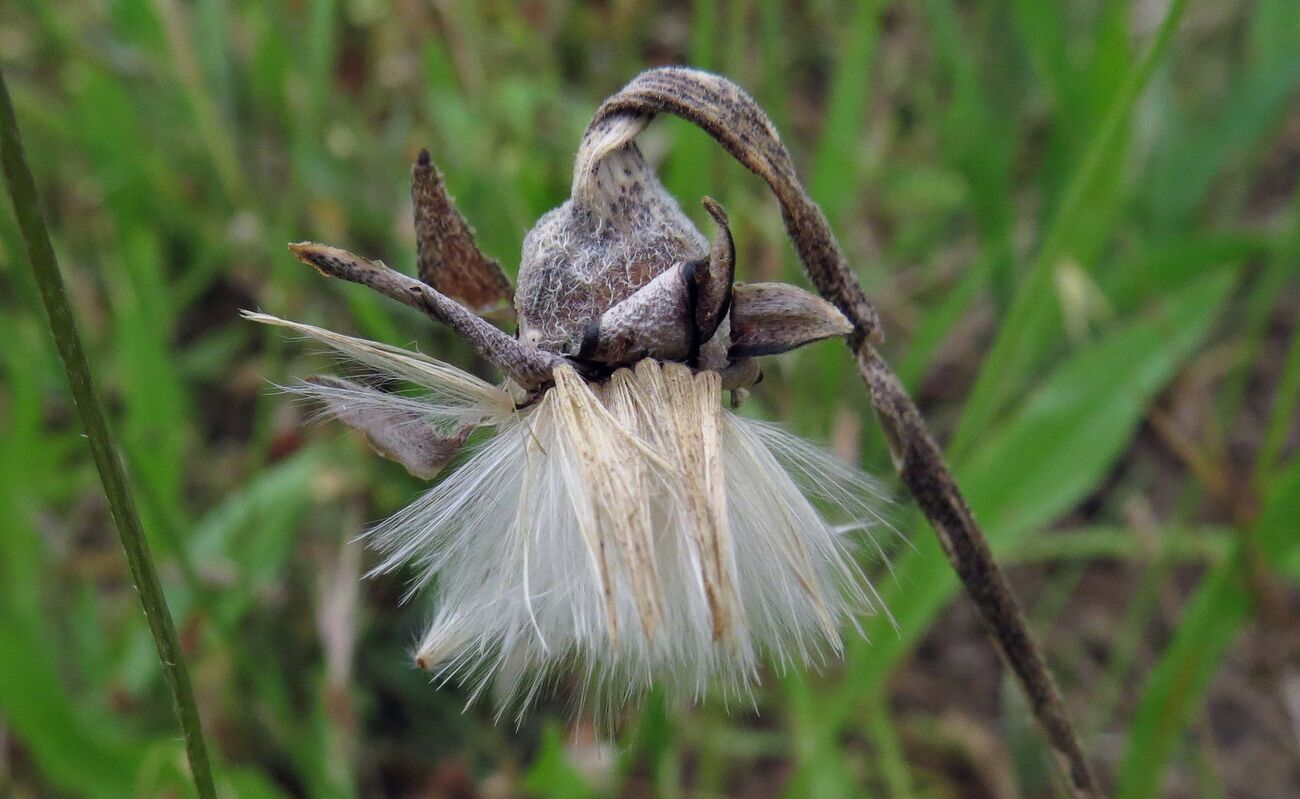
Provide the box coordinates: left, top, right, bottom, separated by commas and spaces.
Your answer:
248, 311, 892, 723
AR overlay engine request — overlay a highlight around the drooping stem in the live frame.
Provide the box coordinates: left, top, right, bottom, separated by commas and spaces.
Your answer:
855, 349, 1095, 794
0, 68, 218, 799
595, 67, 1099, 797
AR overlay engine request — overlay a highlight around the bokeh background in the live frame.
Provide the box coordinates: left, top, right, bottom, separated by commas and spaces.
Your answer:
2, 1, 1299, 797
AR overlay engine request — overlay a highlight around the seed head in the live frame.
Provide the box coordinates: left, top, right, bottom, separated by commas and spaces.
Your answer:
247, 67, 891, 723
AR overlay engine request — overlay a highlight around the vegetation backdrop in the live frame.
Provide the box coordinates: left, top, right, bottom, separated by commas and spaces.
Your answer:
1, 1, 1298, 797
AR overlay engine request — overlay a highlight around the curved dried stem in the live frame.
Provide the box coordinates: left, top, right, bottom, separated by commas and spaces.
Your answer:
596, 66, 1099, 797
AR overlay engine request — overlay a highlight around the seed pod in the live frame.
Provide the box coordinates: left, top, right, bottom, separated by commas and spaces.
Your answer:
248, 68, 892, 727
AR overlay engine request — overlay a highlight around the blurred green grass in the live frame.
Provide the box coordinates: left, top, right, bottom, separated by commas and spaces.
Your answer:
1, 1, 1298, 797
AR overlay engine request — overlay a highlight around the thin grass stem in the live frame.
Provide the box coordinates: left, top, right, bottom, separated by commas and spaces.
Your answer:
0, 66, 218, 799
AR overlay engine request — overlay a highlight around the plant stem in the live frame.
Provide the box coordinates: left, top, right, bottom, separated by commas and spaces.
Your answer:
0, 67, 217, 799
854, 348, 1097, 797
594, 67, 1100, 797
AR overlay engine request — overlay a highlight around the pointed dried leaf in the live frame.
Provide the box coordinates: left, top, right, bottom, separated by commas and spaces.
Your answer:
412, 150, 515, 318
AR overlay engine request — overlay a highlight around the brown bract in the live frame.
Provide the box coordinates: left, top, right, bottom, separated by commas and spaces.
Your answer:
411, 150, 514, 317
303, 375, 473, 480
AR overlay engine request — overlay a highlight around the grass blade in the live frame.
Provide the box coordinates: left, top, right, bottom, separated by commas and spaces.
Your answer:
1117, 460, 1300, 798
950, 0, 1190, 459
838, 270, 1234, 713
0, 613, 145, 798
1256, 307, 1300, 482
0, 67, 217, 799
920, 0, 1017, 311
1145, 52, 1300, 229
810, 0, 882, 229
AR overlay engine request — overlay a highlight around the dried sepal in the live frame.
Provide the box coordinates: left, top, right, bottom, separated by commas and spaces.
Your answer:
304, 375, 472, 480
695, 315, 732, 372
411, 150, 515, 319
573, 262, 693, 366
694, 197, 735, 341
728, 282, 852, 357
565, 197, 735, 368
288, 241, 564, 388
717, 356, 761, 391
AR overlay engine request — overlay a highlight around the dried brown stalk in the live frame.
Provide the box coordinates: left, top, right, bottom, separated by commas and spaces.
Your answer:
593, 67, 1099, 797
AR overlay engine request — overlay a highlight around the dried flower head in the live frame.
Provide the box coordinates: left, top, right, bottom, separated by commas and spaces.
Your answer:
247, 67, 892, 722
